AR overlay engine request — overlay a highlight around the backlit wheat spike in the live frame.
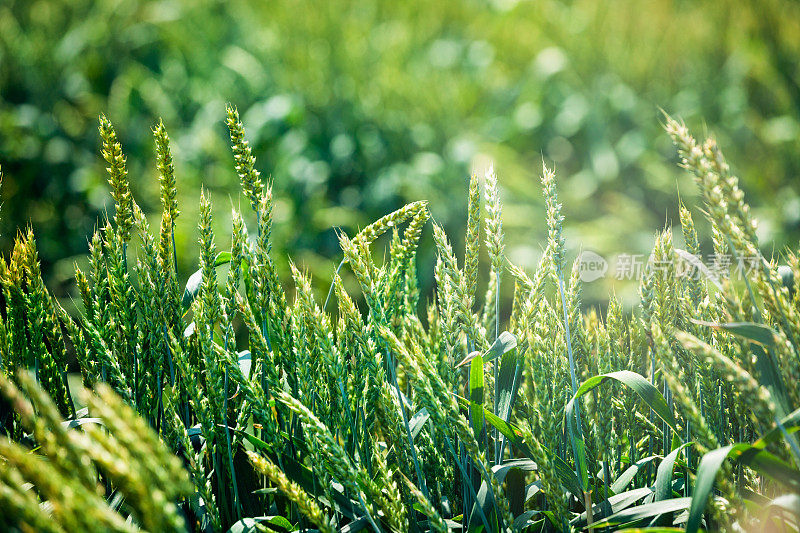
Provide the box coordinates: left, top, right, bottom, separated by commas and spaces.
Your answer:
379, 326, 515, 531
154, 118, 180, 290
652, 324, 738, 527
99, 115, 134, 243
465, 172, 481, 301
157, 209, 175, 277
198, 188, 221, 328
1, 371, 96, 489
0, 437, 137, 532
676, 331, 776, 427
256, 183, 273, 253
247, 452, 335, 533
0, 455, 66, 533
226, 104, 264, 211
224, 209, 246, 323
679, 202, 707, 310
371, 442, 409, 531
541, 163, 565, 274
82, 389, 190, 532
510, 251, 552, 376
18, 232, 72, 416
564, 257, 589, 379
339, 231, 379, 311
666, 116, 761, 265
355, 200, 427, 245
163, 386, 221, 530
484, 165, 505, 363
484, 164, 505, 276
101, 219, 138, 394
703, 137, 758, 246
433, 223, 485, 350
402, 474, 448, 533
651, 229, 680, 329
1, 372, 190, 532
153, 119, 179, 223
91, 382, 192, 497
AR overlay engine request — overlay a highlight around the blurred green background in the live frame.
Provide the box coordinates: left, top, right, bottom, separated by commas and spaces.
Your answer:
1, 0, 799, 309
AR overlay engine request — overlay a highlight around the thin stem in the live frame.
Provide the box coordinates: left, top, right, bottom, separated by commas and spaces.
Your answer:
493, 270, 500, 464
387, 351, 430, 500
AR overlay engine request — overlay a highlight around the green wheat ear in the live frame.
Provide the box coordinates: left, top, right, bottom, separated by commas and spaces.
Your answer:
197, 187, 221, 327
226, 104, 264, 211
247, 451, 335, 533
541, 162, 565, 275
483, 164, 504, 340
355, 200, 427, 245
484, 164, 504, 274
676, 330, 776, 427
0, 372, 192, 532
465, 172, 481, 301
153, 119, 179, 223
98, 114, 134, 243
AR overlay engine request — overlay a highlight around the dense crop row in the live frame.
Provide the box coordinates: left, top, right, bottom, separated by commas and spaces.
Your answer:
0, 109, 799, 532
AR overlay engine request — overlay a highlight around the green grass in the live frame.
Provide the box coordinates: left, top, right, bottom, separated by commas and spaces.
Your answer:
1, 110, 799, 532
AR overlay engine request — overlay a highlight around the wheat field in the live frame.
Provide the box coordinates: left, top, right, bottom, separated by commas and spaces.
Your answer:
0, 109, 799, 532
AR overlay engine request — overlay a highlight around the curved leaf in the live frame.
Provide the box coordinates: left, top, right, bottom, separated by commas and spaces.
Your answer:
237, 350, 252, 379
182, 251, 232, 309
593, 498, 692, 529
754, 406, 800, 447
612, 455, 662, 493
61, 417, 103, 429
690, 319, 778, 347
572, 487, 654, 527
227, 515, 293, 533
512, 511, 542, 530
686, 445, 737, 533
495, 345, 520, 462
495, 347, 518, 422
648, 442, 694, 527
456, 330, 517, 368
483, 331, 517, 363
740, 448, 800, 490
567, 371, 677, 434
655, 442, 694, 502
409, 408, 430, 440
688, 443, 800, 533
564, 407, 589, 492
565, 371, 678, 495
766, 493, 800, 519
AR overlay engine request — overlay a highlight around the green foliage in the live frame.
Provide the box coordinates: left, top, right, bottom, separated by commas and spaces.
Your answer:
1, 112, 800, 533
2, 0, 800, 309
